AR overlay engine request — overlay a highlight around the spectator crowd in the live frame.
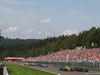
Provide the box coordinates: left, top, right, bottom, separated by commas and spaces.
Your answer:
24, 48, 100, 62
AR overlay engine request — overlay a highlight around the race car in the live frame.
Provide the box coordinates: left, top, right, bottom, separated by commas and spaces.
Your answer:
39, 64, 48, 67
24, 63, 29, 66
59, 65, 73, 71
31, 63, 37, 66
24, 63, 36, 66
73, 66, 88, 72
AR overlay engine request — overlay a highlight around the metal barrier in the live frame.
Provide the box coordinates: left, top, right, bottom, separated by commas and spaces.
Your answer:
21, 60, 100, 71
3, 66, 9, 75
32, 61, 99, 68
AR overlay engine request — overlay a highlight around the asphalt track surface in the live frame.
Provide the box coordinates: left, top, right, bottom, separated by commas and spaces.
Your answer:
15, 62, 100, 75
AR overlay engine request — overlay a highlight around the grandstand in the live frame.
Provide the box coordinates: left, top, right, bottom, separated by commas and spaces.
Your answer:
23, 48, 100, 62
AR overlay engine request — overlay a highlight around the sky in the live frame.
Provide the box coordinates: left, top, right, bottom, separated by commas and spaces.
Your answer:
0, 0, 100, 39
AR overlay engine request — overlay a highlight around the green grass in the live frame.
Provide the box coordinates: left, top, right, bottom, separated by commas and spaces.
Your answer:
0, 66, 3, 75
6, 63, 57, 75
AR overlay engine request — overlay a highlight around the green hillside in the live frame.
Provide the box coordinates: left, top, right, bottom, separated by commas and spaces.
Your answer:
0, 27, 100, 60
0, 37, 41, 46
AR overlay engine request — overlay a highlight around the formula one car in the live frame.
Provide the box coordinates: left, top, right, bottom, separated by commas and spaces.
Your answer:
24, 63, 29, 66
31, 63, 37, 66
59, 65, 73, 71
73, 66, 88, 72
39, 64, 48, 67
24, 63, 36, 66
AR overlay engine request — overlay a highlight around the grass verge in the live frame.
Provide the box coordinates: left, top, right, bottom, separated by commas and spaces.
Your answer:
6, 62, 57, 75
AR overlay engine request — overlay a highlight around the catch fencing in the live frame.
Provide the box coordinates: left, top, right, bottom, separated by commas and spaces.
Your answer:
22, 60, 99, 68
33, 61, 99, 68
22, 59, 100, 71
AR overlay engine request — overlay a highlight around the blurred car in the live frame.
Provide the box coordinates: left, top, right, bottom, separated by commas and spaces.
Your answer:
24, 63, 36, 66
31, 63, 37, 66
59, 65, 73, 71
24, 63, 29, 66
73, 66, 88, 72
39, 64, 48, 67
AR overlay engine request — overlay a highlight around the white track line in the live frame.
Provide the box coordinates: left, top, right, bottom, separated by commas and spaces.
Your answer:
30, 67, 60, 75
85, 73, 100, 75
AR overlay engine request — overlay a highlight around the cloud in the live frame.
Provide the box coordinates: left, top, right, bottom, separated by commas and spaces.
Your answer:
0, 6, 24, 28
0, 0, 37, 5
21, 29, 33, 35
37, 32, 42, 35
0, 6, 38, 29
3, 26, 18, 33
0, 6, 41, 39
40, 19, 52, 24
45, 32, 50, 36
62, 29, 77, 35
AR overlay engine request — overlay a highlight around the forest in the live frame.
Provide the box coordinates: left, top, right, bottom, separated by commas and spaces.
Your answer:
0, 27, 100, 60
0, 37, 41, 46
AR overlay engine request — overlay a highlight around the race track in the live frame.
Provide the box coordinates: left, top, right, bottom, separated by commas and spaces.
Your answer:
15, 62, 100, 75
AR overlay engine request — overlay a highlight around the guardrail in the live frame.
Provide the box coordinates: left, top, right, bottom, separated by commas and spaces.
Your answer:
3, 66, 9, 75
29, 61, 99, 68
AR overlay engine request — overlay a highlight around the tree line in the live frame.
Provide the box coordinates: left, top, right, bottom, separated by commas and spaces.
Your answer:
0, 27, 100, 60
0, 37, 41, 46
